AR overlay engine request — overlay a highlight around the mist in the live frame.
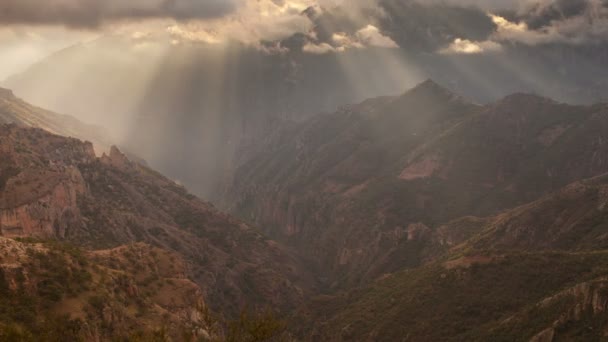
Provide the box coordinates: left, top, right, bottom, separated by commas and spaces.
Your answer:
3, 0, 608, 199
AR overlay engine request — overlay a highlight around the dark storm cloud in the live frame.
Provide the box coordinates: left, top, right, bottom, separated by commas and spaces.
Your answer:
506, 0, 608, 45
522, 0, 594, 29
273, 0, 500, 54
0, 0, 239, 28
368, 0, 608, 50
376, 0, 497, 52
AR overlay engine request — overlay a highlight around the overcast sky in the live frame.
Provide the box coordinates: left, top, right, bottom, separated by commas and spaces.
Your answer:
1, 0, 607, 79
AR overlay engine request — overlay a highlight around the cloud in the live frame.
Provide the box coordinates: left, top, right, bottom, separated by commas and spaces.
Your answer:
440, 38, 502, 54
520, 0, 591, 29
0, 0, 239, 28
166, 24, 222, 44
377, 0, 608, 51
423, 0, 524, 11
378, 0, 499, 52
302, 41, 336, 53
301, 24, 397, 54
3, 0, 608, 58
355, 24, 398, 48
164, 0, 314, 46
490, 1, 608, 45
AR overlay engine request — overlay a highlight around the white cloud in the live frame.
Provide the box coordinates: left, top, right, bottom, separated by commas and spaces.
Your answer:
303, 24, 397, 54
490, 14, 553, 45
302, 41, 336, 53
355, 25, 398, 48
166, 25, 222, 44
440, 38, 502, 54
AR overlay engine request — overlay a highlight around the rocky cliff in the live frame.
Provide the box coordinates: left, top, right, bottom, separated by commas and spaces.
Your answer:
0, 124, 314, 317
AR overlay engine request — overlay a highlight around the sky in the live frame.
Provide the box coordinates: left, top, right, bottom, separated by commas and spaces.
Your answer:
1, 0, 608, 79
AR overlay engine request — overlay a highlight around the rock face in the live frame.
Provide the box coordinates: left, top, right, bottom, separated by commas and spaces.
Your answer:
224, 80, 608, 288
0, 125, 93, 238
0, 124, 314, 316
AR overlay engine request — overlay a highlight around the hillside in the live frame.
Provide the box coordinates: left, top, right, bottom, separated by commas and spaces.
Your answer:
5, 79, 608, 340
0, 124, 314, 316
224, 80, 608, 289
303, 172, 608, 341
0, 237, 215, 340
0, 87, 110, 154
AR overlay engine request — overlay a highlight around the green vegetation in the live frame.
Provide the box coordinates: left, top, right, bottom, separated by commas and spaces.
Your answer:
0, 240, 91, 341
224, 308, 288, 342
315, 251, 608, 341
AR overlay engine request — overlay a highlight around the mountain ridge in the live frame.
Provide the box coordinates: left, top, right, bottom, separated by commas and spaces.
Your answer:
223, 80, 608, 290
0, 87, 110, 155
305, 169, 608, 341
0, 124, 315, 318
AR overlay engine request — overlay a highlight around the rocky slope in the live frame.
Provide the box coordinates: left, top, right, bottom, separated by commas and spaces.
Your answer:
0, 124, 314, 317
305, 172, 608, 341
0, 237, 215, 340
224, 80, 608, 289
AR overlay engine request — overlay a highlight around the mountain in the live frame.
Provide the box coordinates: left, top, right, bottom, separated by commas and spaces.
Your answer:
7, 34, 608, 200
0, 238, 215, 340
2, 37, 420, 198
224, 80, 608, 289
0, 87, 110, 154
0, 124, 314, 318
6, 76, 608, 340
306, 172, 608, 341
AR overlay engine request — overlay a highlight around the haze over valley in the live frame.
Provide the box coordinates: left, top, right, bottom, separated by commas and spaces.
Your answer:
2, 0, 608, 340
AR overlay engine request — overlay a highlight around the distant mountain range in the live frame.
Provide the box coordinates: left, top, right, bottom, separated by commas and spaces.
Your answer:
0, 87, 110, 154
4, 79, 608, 340
5, 35, 608, 199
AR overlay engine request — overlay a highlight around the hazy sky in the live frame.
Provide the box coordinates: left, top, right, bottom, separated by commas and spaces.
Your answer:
1, 0, 607, 79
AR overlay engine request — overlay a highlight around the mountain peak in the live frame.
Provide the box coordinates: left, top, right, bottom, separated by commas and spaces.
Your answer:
404, 79, 458, 99
397, 79, 471, 107
415, 78, 443, 89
